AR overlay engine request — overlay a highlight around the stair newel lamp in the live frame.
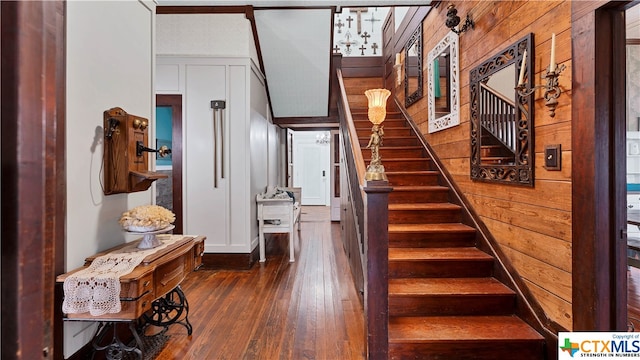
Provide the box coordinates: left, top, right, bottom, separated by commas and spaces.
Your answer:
364, 88, 391, 181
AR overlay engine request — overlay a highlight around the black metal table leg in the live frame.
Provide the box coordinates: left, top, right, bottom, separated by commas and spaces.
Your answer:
143, 285, 192, 335
92, 322, 143, 360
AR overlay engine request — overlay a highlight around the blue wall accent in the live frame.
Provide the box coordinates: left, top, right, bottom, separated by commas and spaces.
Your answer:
156, 106, 173, 166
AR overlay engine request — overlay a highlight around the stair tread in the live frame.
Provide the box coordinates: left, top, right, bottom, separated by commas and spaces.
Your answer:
391, 185, 448, 192
376, 145, 423, 150
481, 156, 514, 160
389, 203, 461, 211
386, 170, 438, 175
389, 247, 493, 261
389, 316, 544, 342
389, 277, 514, 295
388, 223, 476, 233
359, 135, 414, 139
353, 117, 404, 121
356, 126, 411, 130
368, 157, 428, 161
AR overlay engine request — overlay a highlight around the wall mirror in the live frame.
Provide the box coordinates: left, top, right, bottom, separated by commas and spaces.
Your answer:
427, 31, 459, 133
405, 23, 423, 107
469, 33, 534, 186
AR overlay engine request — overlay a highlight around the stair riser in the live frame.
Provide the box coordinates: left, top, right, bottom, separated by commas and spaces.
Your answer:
388, 295, 516, 316
480, 158, 515, 165
389, 341, 545, 360
353, 119, 407, 128
360, 137, 418, 147
370, 160, 431, 171
386, 174, 439, 186
357, 128, 413, 137
480, 146, 513, 157
389, 260, 493, 278
348, 100, 404, 112
346, 95, 369, 107
389, 209, 461, 224
388, 232, 475, 248
389, 191, 449, 204
377, 148, 425, 158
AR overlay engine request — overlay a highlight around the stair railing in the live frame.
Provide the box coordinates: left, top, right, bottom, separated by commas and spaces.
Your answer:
479, 82, 517, 153
337, 69, 366, 240
337, 69, 392, 360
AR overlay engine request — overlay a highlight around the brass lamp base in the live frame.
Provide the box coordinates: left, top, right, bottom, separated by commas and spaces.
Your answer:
365, 164, 387, 181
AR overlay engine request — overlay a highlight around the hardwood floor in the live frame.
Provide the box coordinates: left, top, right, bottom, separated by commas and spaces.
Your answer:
154, 206, 366, 359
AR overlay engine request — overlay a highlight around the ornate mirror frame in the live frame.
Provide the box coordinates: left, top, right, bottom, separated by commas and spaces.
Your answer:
427, 31, 459, 133
404, 23, 423, 107
469, 33, 534, 186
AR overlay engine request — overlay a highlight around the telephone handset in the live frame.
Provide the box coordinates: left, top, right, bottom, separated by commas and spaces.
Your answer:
105, 118, 120, 139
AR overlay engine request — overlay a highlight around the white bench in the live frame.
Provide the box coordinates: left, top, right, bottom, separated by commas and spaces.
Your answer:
280, 187, 301, 229
256, 187, 301, 262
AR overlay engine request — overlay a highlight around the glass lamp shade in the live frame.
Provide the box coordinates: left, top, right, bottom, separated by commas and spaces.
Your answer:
364, 88, 391, 125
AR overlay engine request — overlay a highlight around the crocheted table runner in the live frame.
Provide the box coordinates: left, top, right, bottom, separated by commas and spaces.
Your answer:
62, 235, 185, 316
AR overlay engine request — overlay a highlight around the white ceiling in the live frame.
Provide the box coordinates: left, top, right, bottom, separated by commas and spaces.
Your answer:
254, 9, 332, 118
157, 1, 432, 121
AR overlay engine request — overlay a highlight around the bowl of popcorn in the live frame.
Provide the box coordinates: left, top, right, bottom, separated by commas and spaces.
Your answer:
119, 205, 175, 248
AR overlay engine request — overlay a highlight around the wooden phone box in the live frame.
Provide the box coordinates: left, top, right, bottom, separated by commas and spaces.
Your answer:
103, 107, 168, 194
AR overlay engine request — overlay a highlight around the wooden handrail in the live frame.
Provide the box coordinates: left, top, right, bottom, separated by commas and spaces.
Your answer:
337, 69, 366, 243
480, 82, 515, 107
337, 69, 367, 185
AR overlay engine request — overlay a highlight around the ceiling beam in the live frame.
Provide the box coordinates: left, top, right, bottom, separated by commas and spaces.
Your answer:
273, 116, 339, 129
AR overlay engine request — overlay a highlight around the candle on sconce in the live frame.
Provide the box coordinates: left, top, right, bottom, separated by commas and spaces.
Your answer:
395, 53, 401, 66
518, 49, 527, 86
549, 33, 556, 73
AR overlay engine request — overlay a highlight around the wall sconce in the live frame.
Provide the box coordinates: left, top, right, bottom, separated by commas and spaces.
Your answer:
394, 53, 402, 86
445, 4, 474, 35
515, 33, 565, 117
364, 88, 391, 181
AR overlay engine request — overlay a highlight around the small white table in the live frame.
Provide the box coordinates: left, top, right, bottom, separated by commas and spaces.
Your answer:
257, 195, 298, 262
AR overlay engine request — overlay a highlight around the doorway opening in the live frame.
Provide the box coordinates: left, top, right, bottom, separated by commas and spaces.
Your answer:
155, 94, 183, 234
290, 130, 331, 207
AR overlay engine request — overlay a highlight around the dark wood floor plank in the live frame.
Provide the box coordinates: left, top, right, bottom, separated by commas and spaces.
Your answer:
155, 206, 365, 359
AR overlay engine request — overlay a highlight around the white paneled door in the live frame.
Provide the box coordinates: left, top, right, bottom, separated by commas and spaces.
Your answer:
293, 131, 330, 206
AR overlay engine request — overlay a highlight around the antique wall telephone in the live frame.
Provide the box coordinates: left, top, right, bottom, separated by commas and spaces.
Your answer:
102, 107, 169, 194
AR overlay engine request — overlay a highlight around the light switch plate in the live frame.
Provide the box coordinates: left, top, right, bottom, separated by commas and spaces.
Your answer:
544, 144, 561, 171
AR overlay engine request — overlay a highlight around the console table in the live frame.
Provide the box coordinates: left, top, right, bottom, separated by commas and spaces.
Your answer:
257, 188, 301, 263
56, 235, 205, 359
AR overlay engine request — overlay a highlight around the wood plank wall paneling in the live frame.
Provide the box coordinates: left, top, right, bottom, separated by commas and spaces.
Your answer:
402, 1, 573, 329
340, 56, 384, 78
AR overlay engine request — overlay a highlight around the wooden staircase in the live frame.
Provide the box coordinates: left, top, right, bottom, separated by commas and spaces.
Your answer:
343, 78, 545, 359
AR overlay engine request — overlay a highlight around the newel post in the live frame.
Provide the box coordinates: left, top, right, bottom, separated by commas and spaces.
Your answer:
363, 179, 392, 359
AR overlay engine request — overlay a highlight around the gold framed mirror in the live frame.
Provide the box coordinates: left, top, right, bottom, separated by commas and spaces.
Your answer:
470, 33, 534, 186
427, 31, 459, 133
404, 23, 423, 107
